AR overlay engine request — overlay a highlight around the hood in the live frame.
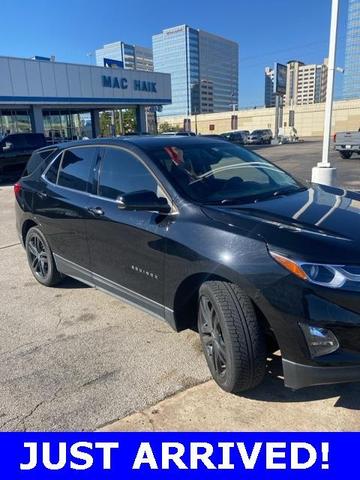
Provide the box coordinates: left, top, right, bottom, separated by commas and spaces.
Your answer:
202, 184, 360, 264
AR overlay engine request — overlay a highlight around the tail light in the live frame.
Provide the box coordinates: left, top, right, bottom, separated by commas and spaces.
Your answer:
333, 133, 336, 142
14, 182, 22, 196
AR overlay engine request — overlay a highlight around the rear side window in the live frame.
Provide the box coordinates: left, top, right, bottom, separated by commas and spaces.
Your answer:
98, 147, 157, 200
45, 155, 61, 184
57, 147, 97, 192
23, 149, 56, 177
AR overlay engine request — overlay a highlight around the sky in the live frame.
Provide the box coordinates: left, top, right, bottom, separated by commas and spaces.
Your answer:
0, 0, 350, 107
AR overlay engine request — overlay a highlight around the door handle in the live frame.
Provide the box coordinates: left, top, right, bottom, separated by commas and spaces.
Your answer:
88, 207, 104, 216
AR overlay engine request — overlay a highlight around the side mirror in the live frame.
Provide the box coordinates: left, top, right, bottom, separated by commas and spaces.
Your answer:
117, 190, 171, 214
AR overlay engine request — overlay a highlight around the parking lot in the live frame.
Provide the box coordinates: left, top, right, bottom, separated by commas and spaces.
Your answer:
0, 140, 359, 431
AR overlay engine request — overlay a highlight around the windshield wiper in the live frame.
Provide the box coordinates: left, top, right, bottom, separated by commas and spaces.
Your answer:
269, 186, 307, 198
205, 186, 307, 206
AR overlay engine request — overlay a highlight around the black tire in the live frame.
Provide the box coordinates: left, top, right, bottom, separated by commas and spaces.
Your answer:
198, 281, 266, 393
25, 226, 63, 287
340, 151, 352, 159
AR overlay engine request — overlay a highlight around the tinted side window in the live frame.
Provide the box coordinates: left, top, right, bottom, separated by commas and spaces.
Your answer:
6, 134, 26, 148
98, 147, 157, 200
58, 147, 96, 192
45, 155, 61, 184
25, 134, 45, 147
23, 148, 56, 177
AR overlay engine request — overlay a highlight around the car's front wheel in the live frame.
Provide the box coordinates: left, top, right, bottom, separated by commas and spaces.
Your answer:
198, 281, 266, 393
25, 226, 63, 287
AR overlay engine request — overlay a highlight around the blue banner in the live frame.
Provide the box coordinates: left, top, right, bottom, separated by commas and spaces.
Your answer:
0, 432, 356, 479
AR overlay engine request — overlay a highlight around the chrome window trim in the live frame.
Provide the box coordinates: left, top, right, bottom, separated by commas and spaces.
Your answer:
41, 143, 179, 215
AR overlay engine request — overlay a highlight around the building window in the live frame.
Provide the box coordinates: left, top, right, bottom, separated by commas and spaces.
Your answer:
0, 109, 31, 135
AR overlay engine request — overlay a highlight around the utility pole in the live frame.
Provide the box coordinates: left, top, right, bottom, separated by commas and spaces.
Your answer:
274, 95, 281, 141
311, 0, 339, 186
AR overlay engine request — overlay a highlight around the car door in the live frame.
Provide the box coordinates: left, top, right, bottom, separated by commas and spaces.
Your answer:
0, 134, 26, 171
86, 145, 168, 318
35, 145, 98, 275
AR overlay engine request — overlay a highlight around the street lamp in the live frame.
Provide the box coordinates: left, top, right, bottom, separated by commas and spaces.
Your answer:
311, 0, 339, 186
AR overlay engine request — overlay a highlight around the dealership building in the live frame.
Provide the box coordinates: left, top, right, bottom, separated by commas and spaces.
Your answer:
0, 55, 171, 140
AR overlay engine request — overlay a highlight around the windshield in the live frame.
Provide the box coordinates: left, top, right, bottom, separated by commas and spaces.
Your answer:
146, 142, 304, 205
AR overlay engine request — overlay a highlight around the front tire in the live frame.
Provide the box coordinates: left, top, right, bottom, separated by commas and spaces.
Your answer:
25, 226, 63, 287
340, 151, 352, 159
198, 281, 266, 393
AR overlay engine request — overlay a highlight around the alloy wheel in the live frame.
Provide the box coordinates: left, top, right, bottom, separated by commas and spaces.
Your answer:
27, 233, 49, 280
199, 295, 227, 378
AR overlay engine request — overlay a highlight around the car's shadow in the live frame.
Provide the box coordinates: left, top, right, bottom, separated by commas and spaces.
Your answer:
240, 354, 360, 411
58, 277, 91, 289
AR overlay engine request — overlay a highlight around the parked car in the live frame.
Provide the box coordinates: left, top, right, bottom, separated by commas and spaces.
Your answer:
160, 131, 196, 136
334, 131, 360, 159
221, 130, 249, 145
201, 134, 227, 140
0, 133, 46, 179
15, 136, 360, 393
247, 129, 273, 145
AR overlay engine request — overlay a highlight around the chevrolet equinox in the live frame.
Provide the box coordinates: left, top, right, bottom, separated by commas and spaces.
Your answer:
15, 136, 360, 393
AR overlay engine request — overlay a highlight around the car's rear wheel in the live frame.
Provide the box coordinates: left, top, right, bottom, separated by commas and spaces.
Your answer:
340, 151, 352, 159
25, 226, 63, 287
198, 281, 266, 393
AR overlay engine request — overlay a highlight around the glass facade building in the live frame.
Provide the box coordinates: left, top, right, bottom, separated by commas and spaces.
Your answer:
152, 25, 239, 116
0, 109, 31, 136
95, 41, 153, 72
343, 0, 360, 99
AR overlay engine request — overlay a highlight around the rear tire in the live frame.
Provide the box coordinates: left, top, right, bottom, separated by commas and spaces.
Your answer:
198, 281, 266, 393
25, 226, 64, 287
340, 151, 352, 159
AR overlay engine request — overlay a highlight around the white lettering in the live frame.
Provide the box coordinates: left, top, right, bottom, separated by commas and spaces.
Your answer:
190, 442, 216, 469
291, 442, 317, 469
70, 442, 93, 470
20, 442, 38, 470
162, 442, 188, 469
266, 442, 287, 469
133, 442, 158, 469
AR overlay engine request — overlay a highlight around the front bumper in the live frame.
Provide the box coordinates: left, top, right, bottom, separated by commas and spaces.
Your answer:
256, 272, 360, 390
283, 358, 360, 389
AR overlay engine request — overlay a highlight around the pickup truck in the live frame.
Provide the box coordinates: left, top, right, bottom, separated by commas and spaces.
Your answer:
334, 131, 360, 159
0, 133, 46, 179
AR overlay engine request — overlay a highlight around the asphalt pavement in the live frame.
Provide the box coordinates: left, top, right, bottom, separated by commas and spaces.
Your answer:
0, 140, 359, 431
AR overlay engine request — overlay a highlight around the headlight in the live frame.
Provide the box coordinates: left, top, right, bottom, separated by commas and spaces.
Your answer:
269, 251, 360, 289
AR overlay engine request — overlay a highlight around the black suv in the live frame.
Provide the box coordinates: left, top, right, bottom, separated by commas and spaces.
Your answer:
0, 133, 46, 179
15, 137, 360, 393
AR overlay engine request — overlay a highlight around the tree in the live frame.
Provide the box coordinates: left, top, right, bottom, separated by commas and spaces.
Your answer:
122, 109, 136, 134
99, 111, 112, 137
158, 122, 180, 133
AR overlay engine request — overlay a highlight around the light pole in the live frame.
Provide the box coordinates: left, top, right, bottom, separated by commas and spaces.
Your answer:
311, 0, 339, 186
86, 52, 95, 65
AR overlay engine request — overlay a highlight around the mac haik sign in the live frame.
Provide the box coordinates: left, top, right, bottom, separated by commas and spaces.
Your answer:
102, 75, 157, 93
